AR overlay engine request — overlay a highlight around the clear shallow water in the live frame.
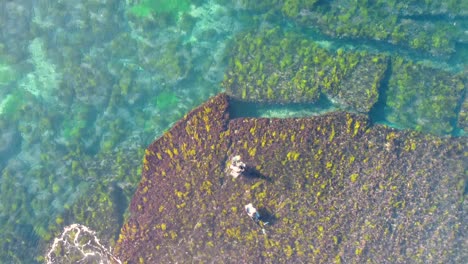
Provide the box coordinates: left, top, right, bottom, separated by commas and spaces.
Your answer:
0, 0, 466, 263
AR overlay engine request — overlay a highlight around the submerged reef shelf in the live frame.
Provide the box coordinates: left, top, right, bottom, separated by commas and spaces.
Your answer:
223, 28, 388, 113
115, 93, 466, 263
239, 0, 467, 58
222, 28, 467, 135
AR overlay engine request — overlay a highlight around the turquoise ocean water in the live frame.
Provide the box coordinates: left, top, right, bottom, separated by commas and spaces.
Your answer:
0, 0, 466, 262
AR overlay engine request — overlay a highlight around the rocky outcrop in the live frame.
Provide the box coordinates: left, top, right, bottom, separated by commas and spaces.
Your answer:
115, 93, 466, 263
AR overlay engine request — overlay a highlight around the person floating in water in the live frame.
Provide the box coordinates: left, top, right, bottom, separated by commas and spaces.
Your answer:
228, 155, 246, 178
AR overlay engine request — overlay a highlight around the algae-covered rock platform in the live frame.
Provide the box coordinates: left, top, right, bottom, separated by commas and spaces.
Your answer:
115, 93, 466, 263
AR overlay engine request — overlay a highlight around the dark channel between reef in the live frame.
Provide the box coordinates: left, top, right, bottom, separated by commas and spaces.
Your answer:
115, 93, 466, 263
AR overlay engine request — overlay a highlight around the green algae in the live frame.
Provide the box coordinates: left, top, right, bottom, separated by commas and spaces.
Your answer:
155, 91, 180, 111
0, 62, 16, 86
385, 57, 465, 134
0, 46, 17, 87
223, 28, 388, 113
458, 95, 468, 132
129, 0, 191, 18
252, 0, 467, 57
0, 90, 25, 120
224, 27, 467, 134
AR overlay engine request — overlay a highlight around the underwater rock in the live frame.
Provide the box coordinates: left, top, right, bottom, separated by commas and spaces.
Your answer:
458, 88, 468, 132
280, 0, 466, 57
385, 57, 465, 135
0, 1, 32, 59
223, 29, 387, 113
235, 0, 467, 58
115, 93, 466, 263
324, 52, 388, 113
224, 28, 467, 135
0, 124, 20, 168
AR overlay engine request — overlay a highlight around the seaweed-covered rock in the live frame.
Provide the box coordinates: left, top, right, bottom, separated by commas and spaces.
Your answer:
234, 0, 467, 58
386, 57, 465, 135
325, 51, 387, 113
458, 95, 468, 132
398, 0, 468, 16
0, 124, 20, 167
280, 0, 466, 57
223, 28, 388, 112
223, 28, 468, 134
115, 93, 466, 263
115, 93, 231, 262
62, 183, 124, 246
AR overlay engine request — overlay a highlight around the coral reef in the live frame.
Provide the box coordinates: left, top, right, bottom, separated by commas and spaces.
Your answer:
115, 93, 466, 263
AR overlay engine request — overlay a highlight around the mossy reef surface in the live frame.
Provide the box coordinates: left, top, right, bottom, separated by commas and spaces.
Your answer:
222, 28, 467, 135
115, 93, 466, 263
